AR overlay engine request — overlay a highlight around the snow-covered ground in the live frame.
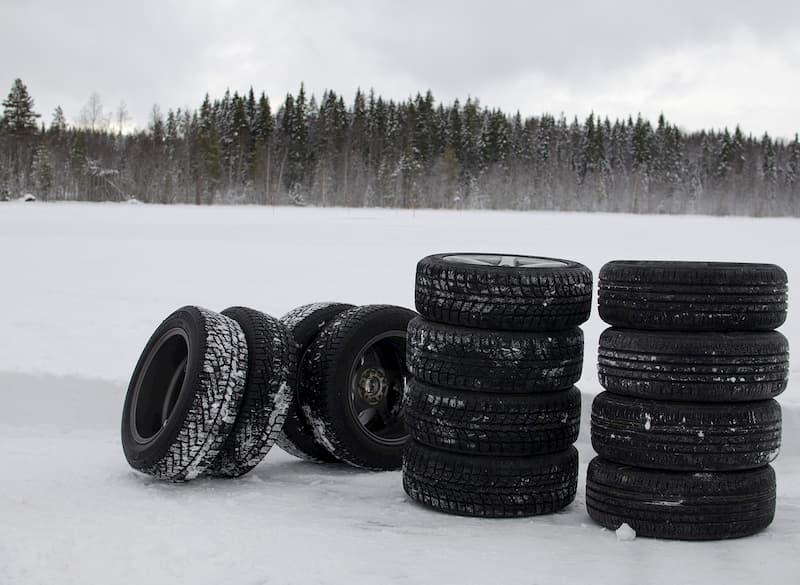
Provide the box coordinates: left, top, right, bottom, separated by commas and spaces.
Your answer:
1, 202, 799, 584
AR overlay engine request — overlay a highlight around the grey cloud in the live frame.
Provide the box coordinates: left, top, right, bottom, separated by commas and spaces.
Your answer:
1, 0, 799, 135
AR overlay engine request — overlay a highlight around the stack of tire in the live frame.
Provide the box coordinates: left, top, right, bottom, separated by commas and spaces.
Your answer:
121, 302, 416, 481
403, 253, 593, 517
587, 261, 789, 540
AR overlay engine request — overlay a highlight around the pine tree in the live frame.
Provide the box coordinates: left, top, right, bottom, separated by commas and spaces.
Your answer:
2, 79, 40, 134
50, 106, 67, 133
196, 94, 222, 203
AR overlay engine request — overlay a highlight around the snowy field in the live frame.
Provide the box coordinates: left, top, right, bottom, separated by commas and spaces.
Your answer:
1, 202, 799, 584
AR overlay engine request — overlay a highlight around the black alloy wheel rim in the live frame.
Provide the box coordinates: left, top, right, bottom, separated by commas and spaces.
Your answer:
347, 330, 409, 446
130, 328, 191, 445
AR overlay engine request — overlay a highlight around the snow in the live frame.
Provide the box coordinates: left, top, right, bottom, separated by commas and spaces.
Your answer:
1, 202, 799, 584
616, 523, 637, 541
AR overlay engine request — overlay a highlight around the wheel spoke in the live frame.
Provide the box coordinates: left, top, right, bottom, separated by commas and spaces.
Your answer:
358, 407, 378, 427
442, 254, 496, 266
499, 255, 518, 267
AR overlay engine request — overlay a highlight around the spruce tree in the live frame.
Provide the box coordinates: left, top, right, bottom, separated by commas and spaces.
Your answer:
50, 106, 67, 133
2, 78, 40, 134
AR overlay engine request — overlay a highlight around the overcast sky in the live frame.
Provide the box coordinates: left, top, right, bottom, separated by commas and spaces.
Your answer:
3, 0, 799, 138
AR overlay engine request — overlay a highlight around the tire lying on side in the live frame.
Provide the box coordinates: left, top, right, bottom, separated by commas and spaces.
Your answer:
299, 304, 417, 470
277, 302, 356, 463
591, 392, 781, 471
403, 441, 578, 518
598, 261, 788, 331
404, 379, 581, 456
586, 457, 776, 540
407, 317, 583, 393
206, 307, 293, 478
598, 328, 789, 402
415, 253, 593, 332
121, 306, 248, 481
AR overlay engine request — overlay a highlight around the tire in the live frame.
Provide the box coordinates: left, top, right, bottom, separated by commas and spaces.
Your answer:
206, 307, 293, 478
299, 305, 417, 469
598, 261, 788, 331
404, 380, 581, 456
415, 253, 592, 331
403, 441, 578, 518
586, 457, 776, 540
121, 306, 248, 481
276, 302, 355, 463
591, 392, 781, 471
598, 328, 789, 402
407, 317, 583, 393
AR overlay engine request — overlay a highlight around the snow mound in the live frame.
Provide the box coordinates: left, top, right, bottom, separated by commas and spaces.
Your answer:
616, 523, 637, 542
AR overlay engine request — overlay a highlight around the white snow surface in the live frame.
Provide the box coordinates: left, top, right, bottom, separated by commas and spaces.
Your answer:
1, 202, 799, 584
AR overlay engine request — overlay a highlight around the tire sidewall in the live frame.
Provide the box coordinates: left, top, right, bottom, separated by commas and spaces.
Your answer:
121, 307, 205, 470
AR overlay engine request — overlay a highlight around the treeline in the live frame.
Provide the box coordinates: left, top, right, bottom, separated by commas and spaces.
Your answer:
2, 78, 800, 216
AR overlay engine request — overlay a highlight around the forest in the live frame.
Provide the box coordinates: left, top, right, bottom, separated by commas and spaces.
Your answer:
1, 78, 799, 216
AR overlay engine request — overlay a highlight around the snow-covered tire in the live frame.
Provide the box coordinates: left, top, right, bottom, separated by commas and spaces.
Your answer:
404, 379, 581, 456
277, 302, 355, 463
206, 307, 293, 478
407, 317, 583, 393
598, 261, 788, 331
299, 305, 417, 470
415, 253, 592, 332
121, 306, 248, 481
586, 457, 776, 540
403, 441, 578, 517
598, 328, 789, 402
591, 392, 781, 471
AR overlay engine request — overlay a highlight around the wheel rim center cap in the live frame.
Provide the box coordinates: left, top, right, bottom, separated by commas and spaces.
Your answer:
358, 368, 388, 405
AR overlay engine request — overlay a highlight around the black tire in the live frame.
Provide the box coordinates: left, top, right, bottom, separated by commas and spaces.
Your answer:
586, 457, 776, 540
121, 306, 248, 481
403, 441, 578, 518
206, 307, 293, 478
598, 261, 788, 331
299, 305, 417, 469
407, 317, 583, 393
598, 328, 789, 402
404, 380, 581, 456
276, 302, 356, 463
415, 253, 592, 331
591, 392, 781, 471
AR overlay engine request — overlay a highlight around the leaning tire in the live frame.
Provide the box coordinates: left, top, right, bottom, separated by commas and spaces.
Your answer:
206, 307, 293, 478
415, 253, 592, 331
299, 305, 417, 470
276, 302, 355, 463
598, 261, 788, 331
598, 328, 789, 402
404, 380, 581, 456
121, 306, 248, 481
407, 317, 583, 393
591, 392, 781, 471
403, 441, 578, 518
586, 457, 776, 540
